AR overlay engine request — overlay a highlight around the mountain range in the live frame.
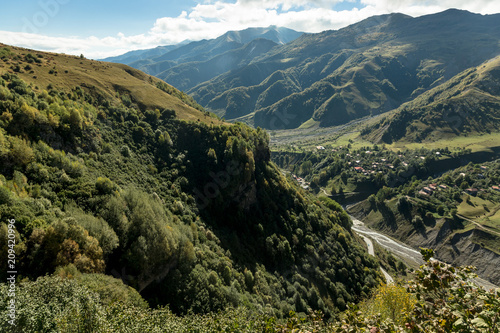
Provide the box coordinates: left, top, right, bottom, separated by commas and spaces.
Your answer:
101, 26, 303, 91
108, 9, 500, 132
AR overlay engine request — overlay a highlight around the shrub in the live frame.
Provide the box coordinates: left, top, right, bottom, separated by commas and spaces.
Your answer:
0, 186, 11, 205
95, 177, 115, 195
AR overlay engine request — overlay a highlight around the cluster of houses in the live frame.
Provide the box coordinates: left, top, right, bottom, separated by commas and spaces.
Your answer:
350, 154, 411, 176
418, 183, 447, 196
417, 166, 500, 197
292, 174, 311, 190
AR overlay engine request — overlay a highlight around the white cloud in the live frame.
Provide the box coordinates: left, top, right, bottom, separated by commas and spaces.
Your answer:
1, 0, 500, 59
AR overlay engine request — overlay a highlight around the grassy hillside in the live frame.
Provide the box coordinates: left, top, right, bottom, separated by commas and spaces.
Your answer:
365, 55, 500, 143
0, 43, 382, 326
0, 43, 210, 123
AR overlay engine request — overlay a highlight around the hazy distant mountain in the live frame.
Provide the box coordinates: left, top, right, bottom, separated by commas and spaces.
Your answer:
185, 9, 500, 129
146, 26, 303, 64
156, 38, 280, 91
101, 44, 184, 65
103, 26, 303, 82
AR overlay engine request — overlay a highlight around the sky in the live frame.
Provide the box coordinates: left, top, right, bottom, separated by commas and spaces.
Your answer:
0, 0, 499, 59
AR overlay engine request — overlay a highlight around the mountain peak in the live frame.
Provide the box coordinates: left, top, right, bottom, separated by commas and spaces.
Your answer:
219, 26, 303, 45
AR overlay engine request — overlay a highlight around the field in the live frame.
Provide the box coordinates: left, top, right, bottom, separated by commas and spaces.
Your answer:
390, 132, 500, 153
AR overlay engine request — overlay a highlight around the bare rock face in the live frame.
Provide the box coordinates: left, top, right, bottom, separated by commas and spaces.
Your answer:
434, 229, 500, 285
404, 222, 500, 286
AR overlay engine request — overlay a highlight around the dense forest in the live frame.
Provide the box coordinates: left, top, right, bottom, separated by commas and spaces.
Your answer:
0, 46, 383, 329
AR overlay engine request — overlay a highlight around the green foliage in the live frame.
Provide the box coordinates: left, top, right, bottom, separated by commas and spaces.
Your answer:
95, 177, 116, 195
0, 186, 11, 205
63, 205, 119, 257
2, 250, 498, 332
74, 273, 148, 308
0, 276, 106, 332
20, 219, 105, 276
405, 249, 500, 332
359, 283, 416, 326
0, 51, 380, 324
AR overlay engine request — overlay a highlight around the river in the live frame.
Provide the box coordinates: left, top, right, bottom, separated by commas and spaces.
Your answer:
350, 214, 499, 291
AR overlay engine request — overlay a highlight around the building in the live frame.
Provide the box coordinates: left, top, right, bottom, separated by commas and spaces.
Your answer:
422, 187, 433, 194
465, 188, 478, 196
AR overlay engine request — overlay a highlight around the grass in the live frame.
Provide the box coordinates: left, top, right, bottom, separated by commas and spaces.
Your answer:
388, 132, 500, 153
298, 118, 320, 129
458, 195, 498, 219
0, 43, 222, 125
486, 207, 500, 228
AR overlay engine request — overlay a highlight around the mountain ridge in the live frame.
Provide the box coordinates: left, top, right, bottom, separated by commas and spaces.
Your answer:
101, 26, 303, 69
363, 55, 500, 143
182, 9, 500, 129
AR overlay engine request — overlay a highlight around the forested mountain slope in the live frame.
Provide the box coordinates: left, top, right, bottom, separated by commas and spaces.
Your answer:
0, 44, 380, 320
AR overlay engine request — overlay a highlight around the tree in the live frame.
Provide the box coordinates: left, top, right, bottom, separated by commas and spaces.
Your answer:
23, 219, 105, 276
437, 205, 446, 216
9, 136, 34, 166
68, 108, 83, 131
95, 177, 115, 195
360, 283, 415, 325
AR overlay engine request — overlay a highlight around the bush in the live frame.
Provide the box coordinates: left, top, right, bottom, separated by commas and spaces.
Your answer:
360, 283, 416, 325
0, 276, 107, 332
95, 177, 115, 195
0, 186, 11, 205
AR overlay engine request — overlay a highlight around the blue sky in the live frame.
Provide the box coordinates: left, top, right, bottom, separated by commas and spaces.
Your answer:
0, 0, 199, 38
0, 0, 499, 59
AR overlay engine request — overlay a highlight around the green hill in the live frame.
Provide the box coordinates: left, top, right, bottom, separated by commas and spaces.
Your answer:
0, 43, 380, 321
0, 44, 210, 123
363, 55, 500, 143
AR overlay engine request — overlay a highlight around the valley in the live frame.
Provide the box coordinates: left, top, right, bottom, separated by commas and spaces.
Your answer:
1, 6, 500, 332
